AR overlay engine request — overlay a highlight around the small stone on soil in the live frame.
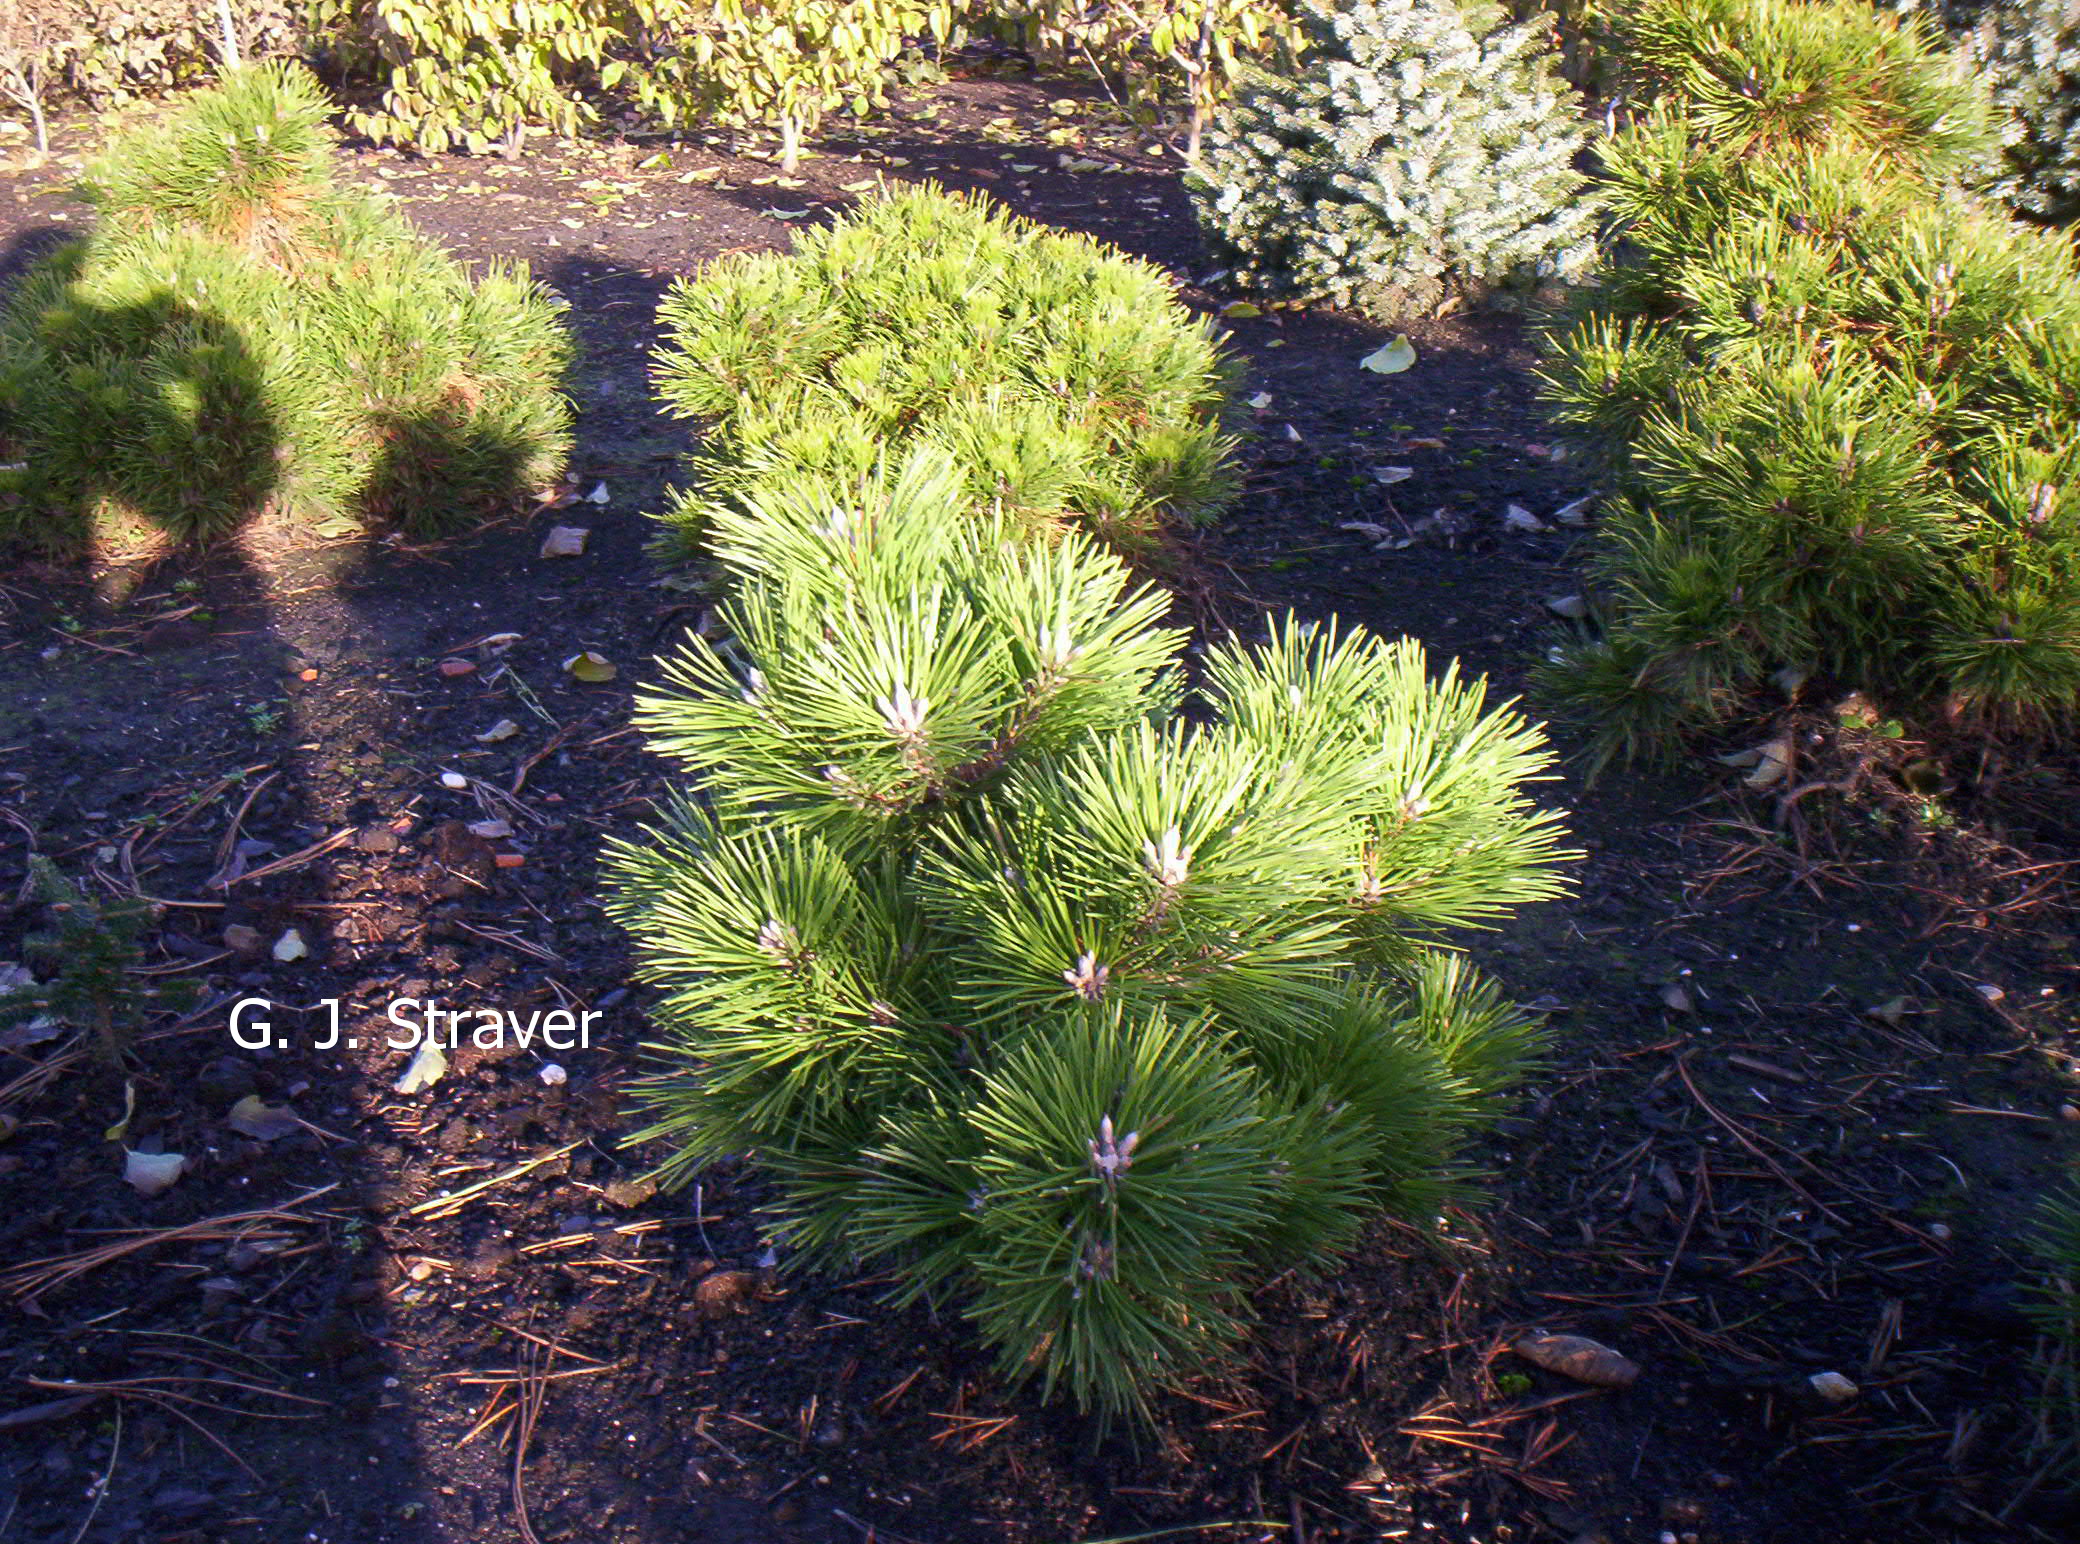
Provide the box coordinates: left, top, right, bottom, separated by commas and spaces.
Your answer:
604, 1176, 658, 1208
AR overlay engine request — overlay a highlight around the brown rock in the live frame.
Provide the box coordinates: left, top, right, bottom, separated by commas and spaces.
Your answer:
424, 820, 496, 898
693, 1269, 764, 1319
604, 1176, 659, 1209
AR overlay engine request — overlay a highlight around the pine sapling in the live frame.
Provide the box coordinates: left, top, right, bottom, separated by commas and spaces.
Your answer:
0, 858, 198, 1063
648, 187, 1237, 561
1535, 0, 2080, 765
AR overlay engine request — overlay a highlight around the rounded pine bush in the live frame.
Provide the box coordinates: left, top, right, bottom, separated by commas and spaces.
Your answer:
607, 450, 1574, 1417
1536, 0, 2080, 767
0, 63, 571, 553
1606, 0, 1996, 172
648, 186, 1238, 562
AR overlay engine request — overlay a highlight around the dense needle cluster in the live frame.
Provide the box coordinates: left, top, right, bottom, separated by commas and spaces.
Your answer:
649, 187, 1238, 561
1537, 0, 2080, 766
611, 190, 1574, 1417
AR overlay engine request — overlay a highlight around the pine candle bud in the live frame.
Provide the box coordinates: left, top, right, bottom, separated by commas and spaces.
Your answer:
877, 683, 929, 738
1063, 952, 1110, 1002
1079, 1236, 1117, 1282
756, 918, 803, 967
1143, 826, 1191, 888
1088, 1114, 1141, 1181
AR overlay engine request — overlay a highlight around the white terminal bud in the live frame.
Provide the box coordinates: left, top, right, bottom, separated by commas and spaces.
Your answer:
876, 682, 929, 738
1143, 825, 1191, 888
1088, 1113, 1142, 1180
1039, 624, 1078, 672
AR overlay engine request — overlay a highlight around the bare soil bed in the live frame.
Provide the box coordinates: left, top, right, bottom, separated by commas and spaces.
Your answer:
0, 65, 2076, 1544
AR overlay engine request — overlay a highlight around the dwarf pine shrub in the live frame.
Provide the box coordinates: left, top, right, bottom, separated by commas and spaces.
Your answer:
649, 187, 1237, 561
607, 450, 1571, 1415
1533, 0, 2080, 766
1606, 0, 1994, 168
0, 64, 571, 551
1184, 0, 1600, 316
1951, 0, 2080, 225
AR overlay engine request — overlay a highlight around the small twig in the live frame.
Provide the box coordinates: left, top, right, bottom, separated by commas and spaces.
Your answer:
206, 770, 279, 885
66, 1403, 119, 1544
1943, 1103, 2053, 1121
457, 1312, 609, 1367
1672, 1055, 1852, 1227
132, 765, 272, 858
457, 1391, 519, 1449
874, 1365, 923, 1411
1653, 1152, 1710, 1304
407, 1141, 585, 1221
434, 1362, 626, 1386
51, 628, 137, 658
512, 1331, 551, 1544
451, 921, 563, 965
0, 1392, 99, 1433
1727, 1052, 1805, 1085
511, 721, 583, 797
209, 826, 355, 890
25, 1374, 325, 1413
1, 1186, 337, 1305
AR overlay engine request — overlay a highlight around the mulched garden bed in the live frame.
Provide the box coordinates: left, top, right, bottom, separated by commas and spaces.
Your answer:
0, 63, 2075, 1544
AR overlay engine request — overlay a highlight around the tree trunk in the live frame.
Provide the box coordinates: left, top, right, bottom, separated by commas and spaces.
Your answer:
1186, 2, 1215, 164
778, 113, 801, 175
216, 0, 242, 69
1, 65, 47, 155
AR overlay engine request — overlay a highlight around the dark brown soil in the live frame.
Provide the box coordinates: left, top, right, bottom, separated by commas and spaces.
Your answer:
1, 66, 2076, 1544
